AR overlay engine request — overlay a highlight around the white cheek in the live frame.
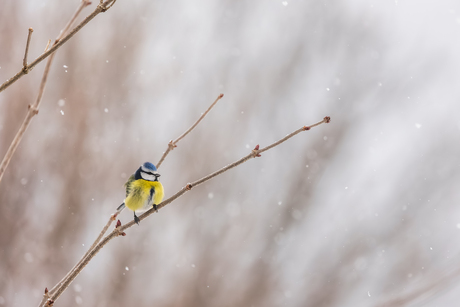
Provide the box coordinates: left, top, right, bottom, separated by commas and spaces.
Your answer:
141, 173, 156, 181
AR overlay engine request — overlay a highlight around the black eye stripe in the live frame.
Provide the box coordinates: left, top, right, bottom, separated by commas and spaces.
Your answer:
141, 170, 159, 176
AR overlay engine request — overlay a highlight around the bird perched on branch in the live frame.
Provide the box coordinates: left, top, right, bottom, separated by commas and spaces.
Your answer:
117, 162, 164, 225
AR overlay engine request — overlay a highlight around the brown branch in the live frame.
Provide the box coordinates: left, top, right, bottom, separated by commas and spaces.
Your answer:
0, 0, 93, 184
40, 116, 330, 306
47, 213, 119, 298
44, 39, 52, 52
156, 93, 224, 168
37, 212, 120, 307
22, 28, 34, 73
0, 0, 117, 94
37, 287, 50, 307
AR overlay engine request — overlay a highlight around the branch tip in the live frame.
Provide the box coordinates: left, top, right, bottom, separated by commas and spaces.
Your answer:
98, 0, 116, 12
324, 116, 331, 123
157, 93, 223, 167
44, 287, 49, 295
23, 28, 34, 71
115, 220, 121, 228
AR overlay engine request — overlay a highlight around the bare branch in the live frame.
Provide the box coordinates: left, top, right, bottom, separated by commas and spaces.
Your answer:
44, 39, 51, 52
156, 93, 224, 168
22, 28, 34, 73
174, 93, 224, 144
40, 116, 330, 306
47, 213, 119, 298
0, 0, 92, 183
37, 287, 50, 307
0, 0, 116, 93
257, 116, 331, 155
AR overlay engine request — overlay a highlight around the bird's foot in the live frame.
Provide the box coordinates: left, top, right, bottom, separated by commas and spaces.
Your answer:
152, 204, 158, 213
134, 214, 140, 225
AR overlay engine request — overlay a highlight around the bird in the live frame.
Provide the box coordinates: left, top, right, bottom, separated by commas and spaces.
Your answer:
117, 162, 164, 225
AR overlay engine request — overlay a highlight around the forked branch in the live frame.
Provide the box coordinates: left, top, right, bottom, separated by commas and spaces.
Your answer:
38, 116, 330, 306
0, 0, 93, 185
22, 28, 34, 73
156, 93, 224, 168
0, 0, 117, 94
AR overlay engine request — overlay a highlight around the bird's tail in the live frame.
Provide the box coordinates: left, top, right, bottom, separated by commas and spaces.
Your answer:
117, 202, 126, 212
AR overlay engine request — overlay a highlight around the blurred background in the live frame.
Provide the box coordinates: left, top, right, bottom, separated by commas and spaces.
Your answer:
1, 0, 460, 306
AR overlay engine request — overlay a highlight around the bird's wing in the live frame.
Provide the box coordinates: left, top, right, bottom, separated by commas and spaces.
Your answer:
148, 186, 155, 205
124, 174, 135, 197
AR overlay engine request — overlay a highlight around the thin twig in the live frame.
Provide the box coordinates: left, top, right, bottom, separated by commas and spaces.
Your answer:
156, 93, 224, 168
174, 93, 224, 144
22, 28, 34, 73
44, 40, 51, 52
83, 213, 120, 261
41, 116, 330, 306
47, 213, 119, 297
0, 0, 93, 184
0, 0, 117, 94
37, 287, 50, 307
58, 0, 91, 42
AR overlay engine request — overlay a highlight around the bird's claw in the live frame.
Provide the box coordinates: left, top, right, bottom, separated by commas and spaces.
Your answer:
134, 214, 140, 225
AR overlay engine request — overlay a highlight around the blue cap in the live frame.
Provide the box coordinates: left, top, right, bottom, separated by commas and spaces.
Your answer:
142, 162, 157, 172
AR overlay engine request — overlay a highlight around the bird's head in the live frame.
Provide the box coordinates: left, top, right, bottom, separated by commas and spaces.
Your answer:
135, 162, 160, 181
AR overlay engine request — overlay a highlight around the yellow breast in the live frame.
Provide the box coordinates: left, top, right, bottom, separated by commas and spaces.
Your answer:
125, 179, 164, 212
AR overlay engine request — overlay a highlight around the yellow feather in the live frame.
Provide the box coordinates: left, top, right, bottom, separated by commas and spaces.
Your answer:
125, 179, 164, 212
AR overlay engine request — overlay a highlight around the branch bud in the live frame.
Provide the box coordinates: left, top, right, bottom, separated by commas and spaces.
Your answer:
324, 116, 331, 123
252, 145, 261, 157
168, 140, 177, 150
28, 104, 39, 115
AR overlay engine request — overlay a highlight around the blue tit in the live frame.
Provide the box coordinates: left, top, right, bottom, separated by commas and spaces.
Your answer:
117, 162, 164, 225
